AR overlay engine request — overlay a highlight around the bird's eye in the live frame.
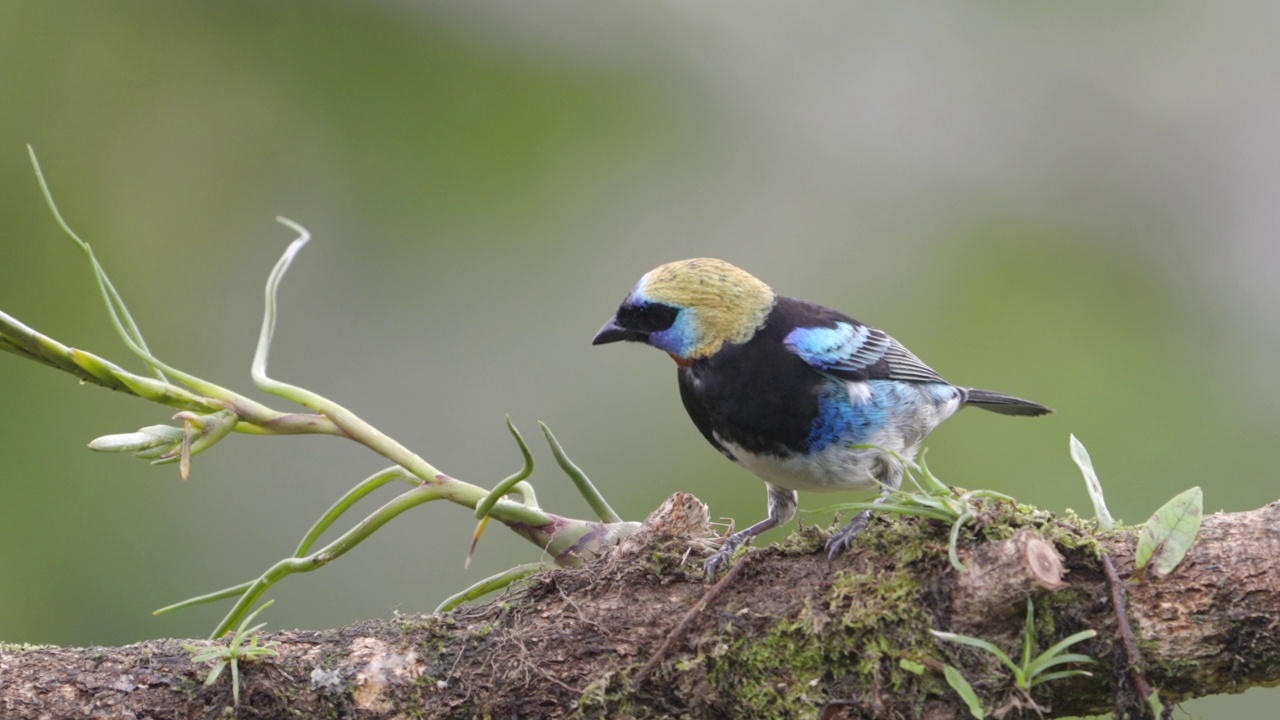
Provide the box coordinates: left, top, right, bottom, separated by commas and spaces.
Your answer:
617, 302, 679, 332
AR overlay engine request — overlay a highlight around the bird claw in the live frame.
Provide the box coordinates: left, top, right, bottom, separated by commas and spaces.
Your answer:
825, 510, 873, 559
825, 531, 856, 559
704, 534, 750, 582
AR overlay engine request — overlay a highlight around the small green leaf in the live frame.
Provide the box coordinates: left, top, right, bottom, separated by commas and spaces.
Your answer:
899, 658, 926, 675
89, 425, 185, 453
205, 660, 228, 686
1069, 434, 1114, 531
1030, 669, 1093, 686
948, 512, 974, 572
1135, 486, 1203, 579
931, 630, 1018, 676
914, 449, 951, 495
1146, 688, 1163, 718
539, 421, 622, 523
1022, 597, 1035, 671
942, 664, 985, 719
1029, 632, 1097, 673
1028, 652, 1096, 679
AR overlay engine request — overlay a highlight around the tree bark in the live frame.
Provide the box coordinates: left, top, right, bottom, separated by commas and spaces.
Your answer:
3, 494, 1278, 719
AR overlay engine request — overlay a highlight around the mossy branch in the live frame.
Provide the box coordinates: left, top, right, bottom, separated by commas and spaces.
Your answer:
4, 496, 1279, 719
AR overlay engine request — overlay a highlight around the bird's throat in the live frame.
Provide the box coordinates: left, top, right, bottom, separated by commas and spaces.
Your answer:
668, 352, 694, 367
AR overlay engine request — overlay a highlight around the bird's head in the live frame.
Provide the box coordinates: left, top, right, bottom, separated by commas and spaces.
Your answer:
592, 258, 776, 363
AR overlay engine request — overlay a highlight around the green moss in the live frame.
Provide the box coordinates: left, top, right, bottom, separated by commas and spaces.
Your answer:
686, 560, 944, 717
1032, 596, 1056, 640
396, 612, 444, 633
574, 491, 1135, 717
639, 547, 705, 582
678, 501, 1119, 716
944, 495, 1110, 564
856, 515, 938, 566
0, 642, 56, 652
776, 523, 828, 555
577, 671, 632, 717
1144, 647, 1202, 697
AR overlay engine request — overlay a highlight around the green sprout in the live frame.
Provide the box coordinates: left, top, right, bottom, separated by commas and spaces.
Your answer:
183, 600, 280, 707
931, 597, 1095, 716
816, 447, 1014, 571
1069, 434, 1114, 531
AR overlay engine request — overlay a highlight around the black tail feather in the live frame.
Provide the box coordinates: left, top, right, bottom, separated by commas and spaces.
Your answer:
963, 388, 1053, 417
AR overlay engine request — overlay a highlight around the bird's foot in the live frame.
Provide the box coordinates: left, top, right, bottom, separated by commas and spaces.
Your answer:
825, 510, 874, 559
704, 532, 752, 582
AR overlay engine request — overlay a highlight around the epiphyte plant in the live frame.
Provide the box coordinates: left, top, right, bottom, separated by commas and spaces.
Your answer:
184, 600, 280, 707
931, 597, 1096, 718
1, 147, 641, 637
816, 446, 1016, 572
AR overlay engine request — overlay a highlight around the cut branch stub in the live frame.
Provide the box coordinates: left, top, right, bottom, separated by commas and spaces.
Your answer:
951, 529, 1069, 630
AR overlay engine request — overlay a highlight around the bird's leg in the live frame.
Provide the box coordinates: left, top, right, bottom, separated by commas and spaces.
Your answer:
825, 457, 905, 559
705, 483, 797, 581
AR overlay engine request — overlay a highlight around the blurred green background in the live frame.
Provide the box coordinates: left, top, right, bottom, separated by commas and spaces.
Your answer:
2, 2, 1277, 715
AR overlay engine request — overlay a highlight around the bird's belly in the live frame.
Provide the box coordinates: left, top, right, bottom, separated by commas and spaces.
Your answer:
716, 439, 892, 493
703, 379, 961, 493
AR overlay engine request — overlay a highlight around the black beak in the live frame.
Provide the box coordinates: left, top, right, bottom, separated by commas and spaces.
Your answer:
592, 318, 645, 345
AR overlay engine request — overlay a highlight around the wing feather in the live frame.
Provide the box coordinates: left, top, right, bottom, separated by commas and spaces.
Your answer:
783, 320, 946, 384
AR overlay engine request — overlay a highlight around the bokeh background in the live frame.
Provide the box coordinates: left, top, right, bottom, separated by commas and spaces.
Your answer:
2, 2, 1278, 716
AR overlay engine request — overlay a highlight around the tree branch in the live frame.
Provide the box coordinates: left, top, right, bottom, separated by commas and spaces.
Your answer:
3, 495, 1277, 719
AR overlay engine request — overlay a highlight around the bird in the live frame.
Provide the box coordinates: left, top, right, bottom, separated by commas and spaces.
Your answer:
591, 258, 1051, 579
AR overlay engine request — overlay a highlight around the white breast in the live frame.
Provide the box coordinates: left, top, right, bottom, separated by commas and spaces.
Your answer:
715, 436, 892, 493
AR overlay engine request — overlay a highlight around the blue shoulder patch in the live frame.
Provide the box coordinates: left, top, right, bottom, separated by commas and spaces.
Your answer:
784, 322, 888, 374
785, 322, 947, 384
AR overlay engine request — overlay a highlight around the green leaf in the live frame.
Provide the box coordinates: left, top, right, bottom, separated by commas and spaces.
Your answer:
913, 449, 951, 495
1146, 688, 1164, 718
28, 145, 169, 383
942, 664, 986, 719
948, 512, 974, 572
539, 421, 622, 523
1030, 669, 1093, 687
1028, 652, 1096, 678
1069, 434, 1114, 531
931, 630, 1018, 677
1022, 598, 1035, 671
899, 658, 926, 675
1033, 632, 1096, 663
1135, 486, 1203, 579
204, 660, 228, 686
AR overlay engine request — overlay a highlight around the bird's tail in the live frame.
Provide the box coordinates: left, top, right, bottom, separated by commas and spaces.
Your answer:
962, 388, 1053, 417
